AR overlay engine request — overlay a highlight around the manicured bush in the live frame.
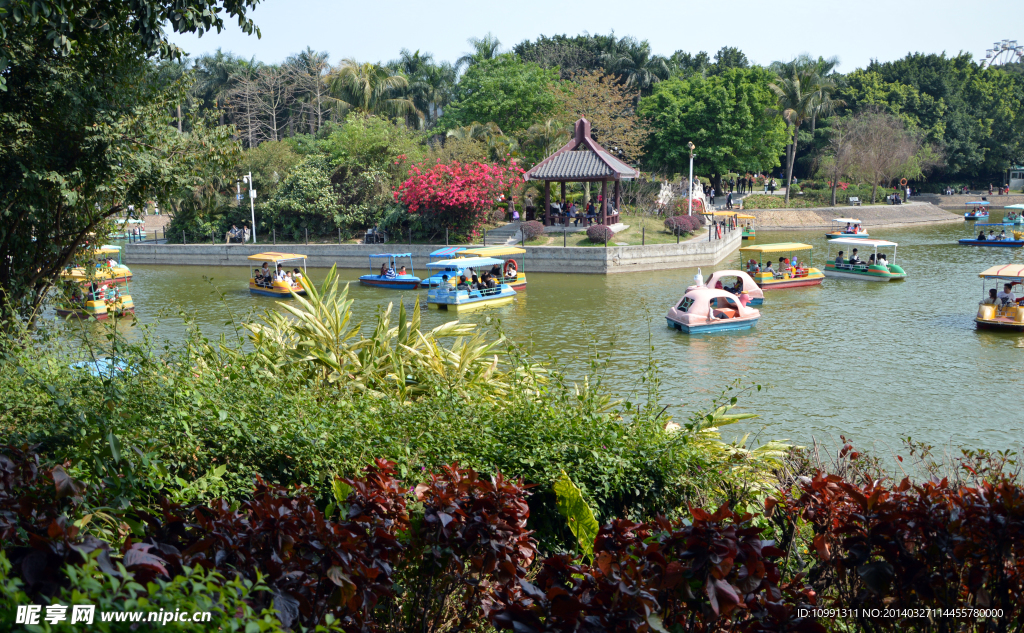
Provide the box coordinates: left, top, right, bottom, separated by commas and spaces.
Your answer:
664, 215, 696, 234
586, 224, 614, 243
490, 207, 507, 224
520, 220, 545, 241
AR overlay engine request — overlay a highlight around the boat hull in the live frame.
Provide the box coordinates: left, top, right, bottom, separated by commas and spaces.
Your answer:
359, 276, 421, 290
249, 286, 307, 298
742, 229, 755, 240
958, 239, 1024, 247
753, 269, 825, 289
823, 263, 906, 281
965, 214, 989, 220
825, 233, 870, 239
429, 295, 515, 312
666, 316, 758, 334
976, 317, 1024, 331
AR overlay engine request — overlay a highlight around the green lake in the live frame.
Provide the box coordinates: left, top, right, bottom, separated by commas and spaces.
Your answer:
95, 221, 1024, 453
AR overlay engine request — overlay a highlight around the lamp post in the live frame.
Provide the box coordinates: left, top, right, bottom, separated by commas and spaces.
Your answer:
242, 172, 256, 243
687, 142, 695, 216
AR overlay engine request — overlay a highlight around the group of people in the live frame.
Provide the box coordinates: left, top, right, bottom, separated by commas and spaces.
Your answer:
443, 270, 500, 293
834, 249, 888, 268
225, 224, 250, 244
550, 202, 604, 227
746, 257, 805, 277
379, 263, 408, 278
254, 262, 303, 287
981, 283, 1020, 307
841, 223, 866, 235
976, 229, 1012, 241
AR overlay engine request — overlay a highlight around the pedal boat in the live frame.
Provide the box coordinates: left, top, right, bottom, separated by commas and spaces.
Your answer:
426, 256, 516, 312
458, 246, 528, 290
248, 252, 308, 297
964, 201, 990, 220
740, 215, 756, 240
975, 264, 1024, 331
824, 238, 906, 281
359, 253, 421, 290
1003, 204, 1024, 224
56, 246, 135, 319
825, 218, 869, 240
738, 242, 824, 289
958, 223, 1024, 247
423, 247, 467, 288
698, 270, 765, 306
666, 286, 760, 334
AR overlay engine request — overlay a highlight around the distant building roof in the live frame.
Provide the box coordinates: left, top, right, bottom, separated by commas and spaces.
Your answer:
525, 118, 637, 182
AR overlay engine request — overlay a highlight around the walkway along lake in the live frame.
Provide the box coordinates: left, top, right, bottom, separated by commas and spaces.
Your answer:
105, 220, 1023, 455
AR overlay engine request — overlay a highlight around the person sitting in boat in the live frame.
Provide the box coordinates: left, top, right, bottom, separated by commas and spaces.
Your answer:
867, 254, 876, 266
714, 279, 724, 289
1000, 229, 1008, 240
470, 273, 481, 290
292, 268, 303, 284
877, 253, 889, 268
490, 263, 502, 279
746, 259, 760, 274
844, 223, 852, 233
398, 265, 407, 276
456, 275, 470, 291
764, 261, 775, 275
998, 283, 1017, 305
275, 265, 287, 282
848, 249, 862, 265
484, 272, 498, 290
835, 251, 844, 266
384, 266, 397, 279
988, 230, 996, 240
978, 231, 987, 241
982, 288, 999, 305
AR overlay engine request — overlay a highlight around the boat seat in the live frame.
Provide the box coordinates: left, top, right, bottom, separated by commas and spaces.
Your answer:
713, 308, 738, 319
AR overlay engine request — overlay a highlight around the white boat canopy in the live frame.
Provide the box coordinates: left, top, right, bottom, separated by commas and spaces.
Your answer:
832, 218, 862, 223
828, 237, 898, 247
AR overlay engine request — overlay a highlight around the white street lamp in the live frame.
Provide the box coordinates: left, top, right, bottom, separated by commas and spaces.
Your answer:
242, 172, 256, 243
687, 142, 696, 216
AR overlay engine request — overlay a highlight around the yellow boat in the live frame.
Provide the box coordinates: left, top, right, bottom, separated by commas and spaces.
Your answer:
248, 252, 308, 297
975, 264, 1024, 331
737, 243, 825, 289
713, 211, 756, 240
56, 246, 134, 319
457, 246, 527, 289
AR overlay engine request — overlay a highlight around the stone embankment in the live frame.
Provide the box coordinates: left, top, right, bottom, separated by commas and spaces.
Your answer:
124, 227, 741, 275
932, 194, 1024, 208
743, 202, 959, 231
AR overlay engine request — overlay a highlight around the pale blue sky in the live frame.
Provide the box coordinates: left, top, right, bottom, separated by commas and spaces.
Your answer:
169, 0, 1018, 71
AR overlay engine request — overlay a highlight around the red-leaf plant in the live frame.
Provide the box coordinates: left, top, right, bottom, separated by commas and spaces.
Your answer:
773, 446, 1024, 633
484, 505, 824, 633
394, 160, 525, 241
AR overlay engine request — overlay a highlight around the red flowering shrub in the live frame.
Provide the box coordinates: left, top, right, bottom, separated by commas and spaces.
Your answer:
670, 197, 705, 216
394, 161, 524, 240
586, 225, 615, 243
520, 220, 545, 241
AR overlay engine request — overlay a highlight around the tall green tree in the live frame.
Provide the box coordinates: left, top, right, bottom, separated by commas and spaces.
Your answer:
639, 68, 789, 191
0, 0, 258, 317
439, 55, 560, 136
456, 33, 503, 72
600, 36, 670, 95
328, 59, 421, 122
769, 59, 842, 202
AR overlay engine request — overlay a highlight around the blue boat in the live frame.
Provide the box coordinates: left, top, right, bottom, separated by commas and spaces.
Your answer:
425, 257, 516, 312
359, 253, 421, 290
958, 223, 1024, 248
965, 201, 990, 220
423, 247, 467, 288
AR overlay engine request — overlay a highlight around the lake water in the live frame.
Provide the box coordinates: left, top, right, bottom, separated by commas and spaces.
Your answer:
97, 221, 1024, 454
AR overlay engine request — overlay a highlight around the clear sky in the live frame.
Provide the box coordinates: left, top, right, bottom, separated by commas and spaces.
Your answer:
168, 0, 1018, 71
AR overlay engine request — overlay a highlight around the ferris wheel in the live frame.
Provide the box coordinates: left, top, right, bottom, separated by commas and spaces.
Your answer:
980, 39, 1023, 68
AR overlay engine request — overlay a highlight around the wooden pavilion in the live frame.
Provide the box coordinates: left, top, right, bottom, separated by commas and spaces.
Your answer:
524, 118, 637, 226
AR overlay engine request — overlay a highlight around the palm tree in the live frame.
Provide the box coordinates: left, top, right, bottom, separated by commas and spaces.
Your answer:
388, 49, 454, 128
769, 60, 842, 203
327, 59, 422, 122
600, 36, 669, 95
456, 33, 502, 72
193, 49, 247, 126
523, 119, 569, 166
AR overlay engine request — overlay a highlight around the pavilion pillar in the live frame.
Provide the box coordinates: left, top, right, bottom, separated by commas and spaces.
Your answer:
614, 179, 621, 220
600, 179, 608, 225
560, 182, 566, 225
544, 181, 551, 226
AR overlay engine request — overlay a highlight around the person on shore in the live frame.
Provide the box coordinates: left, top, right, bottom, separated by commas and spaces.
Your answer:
569, 204, 578, 227
726, 192, 733, 209
225, 225, 240, 244
998, 283, 1017, 305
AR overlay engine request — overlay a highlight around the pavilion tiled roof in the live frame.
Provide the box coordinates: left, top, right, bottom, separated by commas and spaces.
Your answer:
524, 118, 637, 182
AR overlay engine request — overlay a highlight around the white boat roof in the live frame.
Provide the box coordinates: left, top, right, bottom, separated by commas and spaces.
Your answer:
426, 256, 504, 269
829, 237, 898, 247
833, 218, 861, 223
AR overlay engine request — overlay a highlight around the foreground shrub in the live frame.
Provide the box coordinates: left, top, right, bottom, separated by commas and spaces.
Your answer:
586, 224, 614, 243
490, 207, 508, 223
520, 220, 545, 241
771, 444, 1024, 633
